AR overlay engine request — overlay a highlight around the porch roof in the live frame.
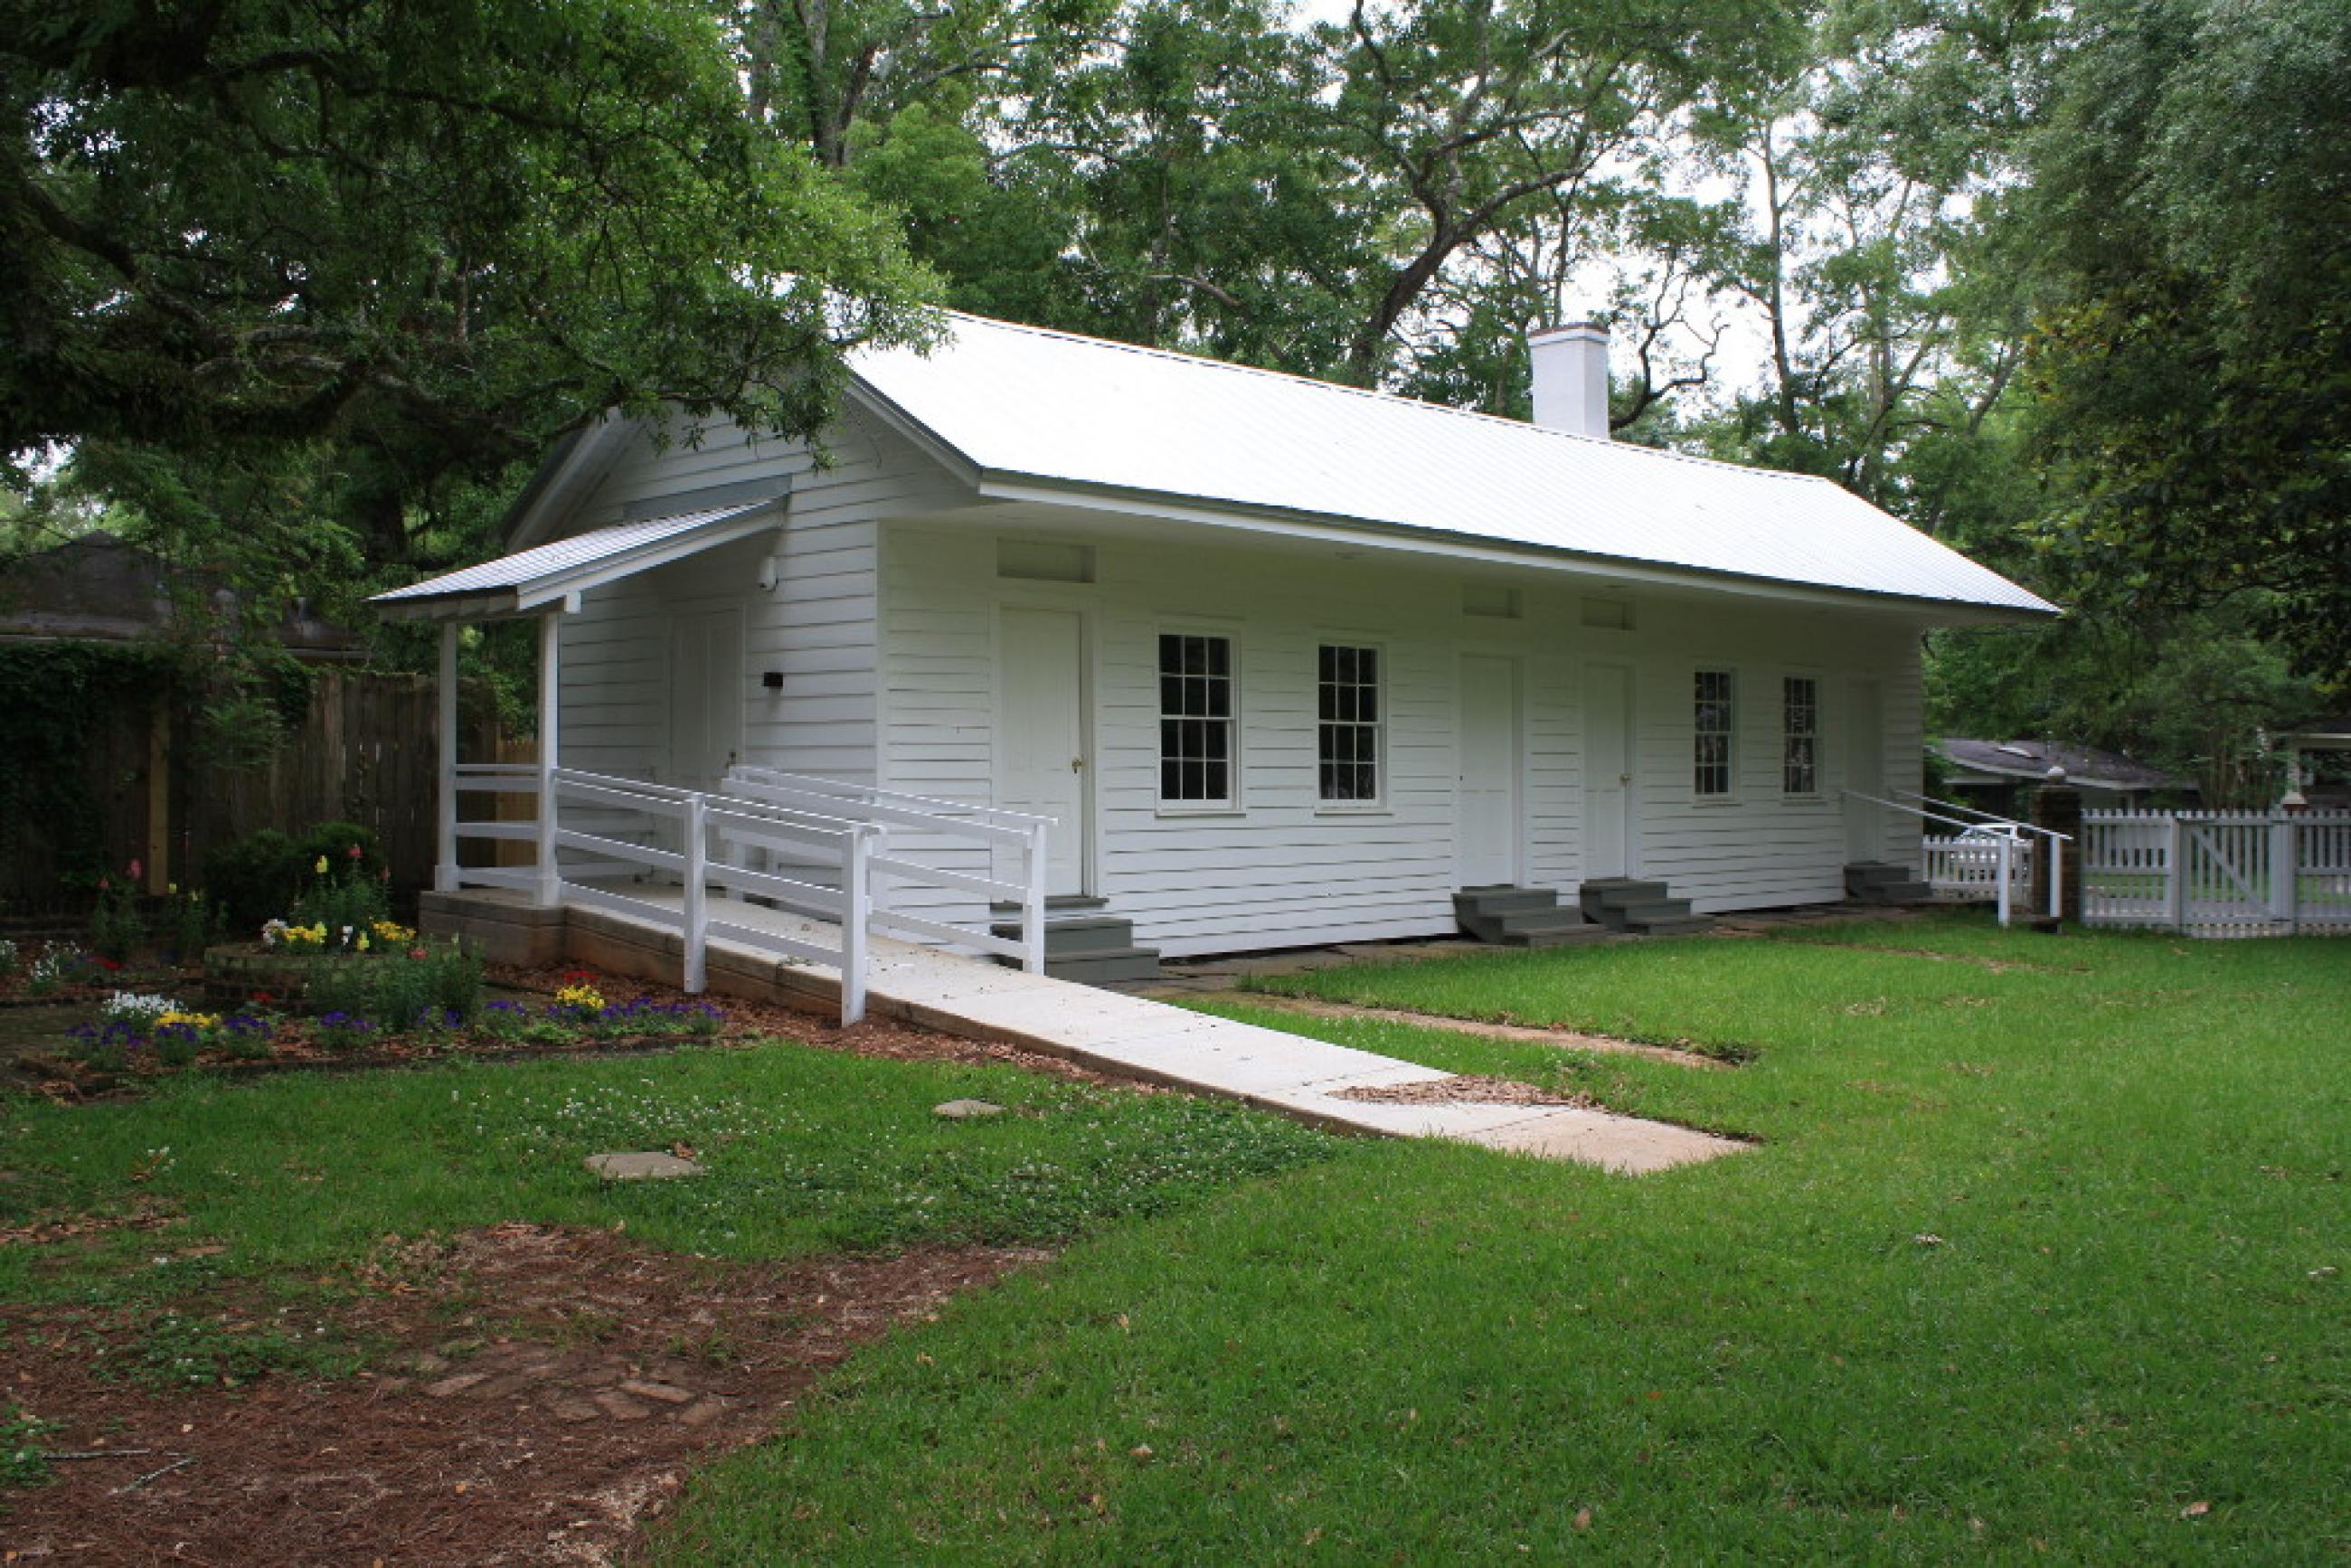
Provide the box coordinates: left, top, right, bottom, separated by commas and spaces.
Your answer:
370, 501, 779, 621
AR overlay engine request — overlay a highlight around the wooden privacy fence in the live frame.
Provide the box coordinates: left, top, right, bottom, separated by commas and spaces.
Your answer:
2082, 810, 2351, 937
0, 667, 504, 912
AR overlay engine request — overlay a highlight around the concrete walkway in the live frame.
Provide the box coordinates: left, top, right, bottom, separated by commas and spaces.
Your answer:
552, 893, 1743, 1176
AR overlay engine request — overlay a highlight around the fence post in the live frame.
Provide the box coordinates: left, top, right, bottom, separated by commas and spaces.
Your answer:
2163, 816, 2187, 931
2270, 817, 2297, 931
1023, 822, 1049, 976
1996, 835, 2013, 929
840, 827, 870, 1025
682, 793, 709, 994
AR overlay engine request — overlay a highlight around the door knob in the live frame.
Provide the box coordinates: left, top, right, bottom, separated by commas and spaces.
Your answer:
1071, 758, 1084, 772
1619, 773, 1631, 784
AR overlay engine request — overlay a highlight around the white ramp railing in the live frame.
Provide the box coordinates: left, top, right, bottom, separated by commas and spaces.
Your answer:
1843, 789, 2063, 927
721, 767, 1052, 976
442, 765, 1055, 1022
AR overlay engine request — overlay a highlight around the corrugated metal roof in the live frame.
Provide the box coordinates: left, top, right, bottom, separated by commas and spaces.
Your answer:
373, 503, 769, 607
854, 312, 2055, 614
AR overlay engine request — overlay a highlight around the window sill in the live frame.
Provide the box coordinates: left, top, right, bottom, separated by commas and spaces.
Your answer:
1156, 804, 1245, 819
1314, 804, 1392, 817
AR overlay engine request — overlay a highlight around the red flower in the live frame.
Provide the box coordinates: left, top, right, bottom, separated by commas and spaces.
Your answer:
94, 957, 122, 971
346, 844, 363, 859
127, 858, 143, 881
562, 968, 595, 982
408, 947, 428, 960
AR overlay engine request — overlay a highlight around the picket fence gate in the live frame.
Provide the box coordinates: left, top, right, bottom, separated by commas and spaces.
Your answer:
2081, 810, 2351, 938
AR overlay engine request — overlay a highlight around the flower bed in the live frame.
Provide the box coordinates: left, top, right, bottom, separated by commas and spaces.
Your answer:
20, 971, 726, 1097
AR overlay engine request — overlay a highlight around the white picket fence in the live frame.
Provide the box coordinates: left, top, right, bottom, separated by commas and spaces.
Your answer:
2081, 810, 2351, 938
1922, 835, 2036, 904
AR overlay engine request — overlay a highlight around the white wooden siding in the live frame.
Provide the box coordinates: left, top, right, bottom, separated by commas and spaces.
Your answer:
553, 408, 973, 789
879, 523, 1929, 956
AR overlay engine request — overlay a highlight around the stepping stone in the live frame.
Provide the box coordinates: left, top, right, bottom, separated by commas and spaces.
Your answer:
583, 1150, 704, 1181
933, 1099, 1005, 1119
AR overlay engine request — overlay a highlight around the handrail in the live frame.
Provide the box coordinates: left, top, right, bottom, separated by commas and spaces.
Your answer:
1843, 788, 2060, 926
1895, 789, 2072, 845
723, 766, 1049, 975
439, 762, 1053, 1008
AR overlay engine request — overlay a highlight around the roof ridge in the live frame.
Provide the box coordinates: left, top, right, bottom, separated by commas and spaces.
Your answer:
927, 307, 1828, 487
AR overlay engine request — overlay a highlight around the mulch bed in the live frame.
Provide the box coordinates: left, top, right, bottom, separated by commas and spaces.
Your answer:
0, 1223, 1051, 1565
1331, 1074, 1596, 1107
9, 963, 1163, 1102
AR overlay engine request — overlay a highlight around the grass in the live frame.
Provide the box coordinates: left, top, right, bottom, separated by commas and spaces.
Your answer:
0, 1040, 1335, 1388
646, 913, 2349, 1561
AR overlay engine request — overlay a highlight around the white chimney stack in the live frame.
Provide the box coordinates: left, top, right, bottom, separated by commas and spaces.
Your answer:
1527, 321, 1610, 439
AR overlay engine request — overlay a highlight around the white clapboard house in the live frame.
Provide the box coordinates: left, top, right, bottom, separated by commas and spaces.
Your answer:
373, 313, 2054, 987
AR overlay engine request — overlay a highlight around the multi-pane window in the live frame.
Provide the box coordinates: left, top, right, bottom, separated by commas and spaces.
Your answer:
1158, 633, 1234, 804
1317, 644, 1382, 803
1782, 675, 1819, 794
1694, 669, 1736, 797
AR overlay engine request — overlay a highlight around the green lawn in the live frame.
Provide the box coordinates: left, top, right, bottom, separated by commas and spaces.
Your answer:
4, 917, 2345, 1559
0, 1043, 1331, 1327
649, 914, 2348, 1561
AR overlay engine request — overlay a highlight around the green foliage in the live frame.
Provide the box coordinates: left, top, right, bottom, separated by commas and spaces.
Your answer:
119, 1309, 365, 1391
303, 942, 484, 1027
200, 830, 298, 938
3, 0, 939, 663
2016, 0, 2351, 681
86, 873, 143, 962
163, 889, 222, 964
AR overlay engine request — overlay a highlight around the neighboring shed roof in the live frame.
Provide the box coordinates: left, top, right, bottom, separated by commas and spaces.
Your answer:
851, 312, 2057, 616
0, 531, 360, 657
371, 502, 778, 620
1936, 737, 2189, 793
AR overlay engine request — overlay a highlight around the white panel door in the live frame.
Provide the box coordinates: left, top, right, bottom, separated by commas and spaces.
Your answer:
997, 608, 1087, 895
1846, 677, 1884, 861
1583, 662, 1635, 879
1458, 656, 1520, 887
668, 607, 742, 792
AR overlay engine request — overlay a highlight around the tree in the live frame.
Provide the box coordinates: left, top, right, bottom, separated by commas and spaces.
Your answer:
0, 0, 936, 595
2016, 0, 2351, 682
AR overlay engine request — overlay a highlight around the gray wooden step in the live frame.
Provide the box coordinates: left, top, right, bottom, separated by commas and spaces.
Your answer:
1844, 862, 1931, 904
1579, 877, 1714, 935
1454, 886, 1603, 946
988, 898, 1161, 986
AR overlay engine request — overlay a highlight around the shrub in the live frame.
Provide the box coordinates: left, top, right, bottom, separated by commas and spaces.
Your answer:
202, 828, 299, 934
89, 868, 144, 961
164, 887, 221, 962
0, 938, 18, 978
314, 1012, 378, 1053
23, 946, 80, 997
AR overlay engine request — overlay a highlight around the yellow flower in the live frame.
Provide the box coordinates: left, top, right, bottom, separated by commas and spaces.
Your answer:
555, 984, 606, 1011
315, 855, 329, 874
356, 933, 370, 952
156, 1011, 220, 1031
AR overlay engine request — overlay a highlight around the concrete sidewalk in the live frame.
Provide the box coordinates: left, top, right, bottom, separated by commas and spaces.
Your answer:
432, 888, 1744, 1175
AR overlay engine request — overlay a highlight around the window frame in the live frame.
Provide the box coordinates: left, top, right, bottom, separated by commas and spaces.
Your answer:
1154, 627, 1242, 814
1692, 666, 1739, 801
1314, 639, 1387, 811
1780, 673, 1821, 798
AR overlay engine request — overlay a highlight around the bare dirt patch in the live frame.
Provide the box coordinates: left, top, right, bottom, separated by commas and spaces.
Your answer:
1331, 1075, 1596, 1108
0, 1223, 1048, 1565
1226, 993, 1733, 1068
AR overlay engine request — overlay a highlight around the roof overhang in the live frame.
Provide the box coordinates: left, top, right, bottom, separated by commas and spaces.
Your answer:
962, 471, 2059, 625
369, 499, 785, 624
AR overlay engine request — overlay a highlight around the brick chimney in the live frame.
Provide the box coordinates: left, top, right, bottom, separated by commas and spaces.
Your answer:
1527, 322, 1610, 439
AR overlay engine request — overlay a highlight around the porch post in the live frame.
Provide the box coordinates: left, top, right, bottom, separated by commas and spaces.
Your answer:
535, 610, 562, 908
435, 622, 460, 893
